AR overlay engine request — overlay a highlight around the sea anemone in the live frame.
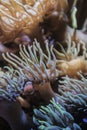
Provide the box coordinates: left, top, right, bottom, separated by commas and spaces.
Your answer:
0, 0, 87, 55
2, 40, 60, 82
0, 1, 87, 130
2, 38, 87, 102
0, 66, 31, 108
0, 67, 24, 100
57, 74, 87, 109
0, 0, 69, 43
56, 75, 87, 129
33, 98, 81, 130
3, 37, 87, 80
2, 40, 59, 102
54, 34, 87, 78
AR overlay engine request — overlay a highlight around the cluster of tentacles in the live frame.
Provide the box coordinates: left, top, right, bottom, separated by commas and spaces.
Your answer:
0, 66, 25, 100
2, 35, 87, 80
0, 37, 86, 129
0, 0, 87, 130
58, 75, 87, 107
33, 98, 81, 130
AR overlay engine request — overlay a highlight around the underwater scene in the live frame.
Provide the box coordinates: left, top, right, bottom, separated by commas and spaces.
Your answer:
0, 0, 87, 130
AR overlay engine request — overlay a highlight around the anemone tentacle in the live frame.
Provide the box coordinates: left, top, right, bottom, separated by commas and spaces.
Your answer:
2, 37, 87, 80
33, 98, 81, 130
57, 75, 87, 108
0, 66, 26, 101
2, 40, 61, 83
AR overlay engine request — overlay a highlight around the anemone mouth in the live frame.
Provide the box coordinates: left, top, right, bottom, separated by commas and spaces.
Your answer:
0, 117, 12, 130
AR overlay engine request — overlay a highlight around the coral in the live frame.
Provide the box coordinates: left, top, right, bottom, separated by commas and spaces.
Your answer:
33, 98, 81, 130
